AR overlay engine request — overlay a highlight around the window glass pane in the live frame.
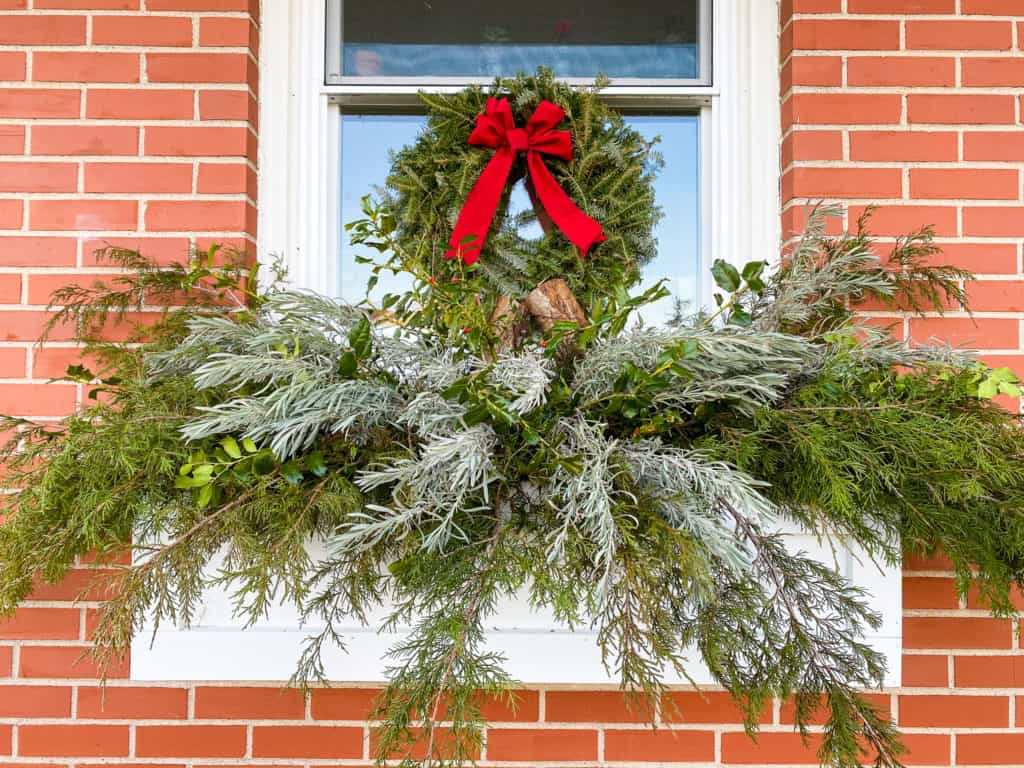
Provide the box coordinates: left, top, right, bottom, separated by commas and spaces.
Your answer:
337, 0, 702, 80
339, 113, 700, 324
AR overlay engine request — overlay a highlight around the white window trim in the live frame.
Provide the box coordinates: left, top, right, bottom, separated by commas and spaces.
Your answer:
131, 0, 902, 687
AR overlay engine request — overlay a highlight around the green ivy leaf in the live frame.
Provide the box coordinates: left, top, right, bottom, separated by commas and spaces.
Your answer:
253, 450, 276, 475
306, 451, 328, 478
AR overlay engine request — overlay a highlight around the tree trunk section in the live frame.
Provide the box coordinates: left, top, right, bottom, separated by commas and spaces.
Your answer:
523, 278, 587, 331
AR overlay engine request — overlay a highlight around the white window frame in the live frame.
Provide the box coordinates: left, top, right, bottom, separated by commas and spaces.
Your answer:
132, 0, 902, 687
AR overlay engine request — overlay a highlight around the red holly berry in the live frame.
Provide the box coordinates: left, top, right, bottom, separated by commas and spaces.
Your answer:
540, 340, 548, 348
462, 326, 471, 335
451, 276, 459, 283
428, 276, 436, 286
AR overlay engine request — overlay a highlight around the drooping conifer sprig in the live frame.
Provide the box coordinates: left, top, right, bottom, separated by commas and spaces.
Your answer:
2, 74, 1024, 768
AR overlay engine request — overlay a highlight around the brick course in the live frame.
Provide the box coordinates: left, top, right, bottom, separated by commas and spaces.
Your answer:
0, 0, 1021, 765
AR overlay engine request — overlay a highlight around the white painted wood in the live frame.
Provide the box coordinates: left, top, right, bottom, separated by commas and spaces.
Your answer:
143, 0, 903, 688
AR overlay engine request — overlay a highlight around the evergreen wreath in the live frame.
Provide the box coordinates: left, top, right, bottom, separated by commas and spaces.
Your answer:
3, 71, 1024, 768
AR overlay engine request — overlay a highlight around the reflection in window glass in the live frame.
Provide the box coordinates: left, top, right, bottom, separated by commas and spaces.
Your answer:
339, 113, 700, 324
339, 0, 701, 80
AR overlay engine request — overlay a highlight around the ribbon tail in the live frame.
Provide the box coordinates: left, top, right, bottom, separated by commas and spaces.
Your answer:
446, 147, 515, 265
527, 152, 606, 258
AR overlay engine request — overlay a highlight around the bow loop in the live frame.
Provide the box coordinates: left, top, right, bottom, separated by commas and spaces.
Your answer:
446, 98, 606, 265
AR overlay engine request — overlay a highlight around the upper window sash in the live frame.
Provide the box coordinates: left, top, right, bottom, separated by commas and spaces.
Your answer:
324, 0, 713, 88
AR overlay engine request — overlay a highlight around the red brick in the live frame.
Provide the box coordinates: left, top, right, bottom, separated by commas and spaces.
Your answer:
969, 61, 1024, 95
545, 691, 648, 722
0, 16, 86, 45
663, 691, 772, 724
722, 732, 821, 764
849, 0, 955, 10
194, 686, 305, 719
903, 654, 949, 687
145, 126, 248, 157
136, 726, 246, 758
369, 727, 479, 762
782, 131, 843, 166
34, 0, 139, 6
87, 89, 193, 120
785, 56, 843, 88
19, 645, 128, 679
81, 236, 189, 266
0, 53, 25, 82
32, 125, 138, 157
34, 53, 140, 84
0, 162, 78, 193
0, 236, 76, 266
197, 163, 247, 194
479, 690, 540, 722
785, 167, 902, 199
908, 94, 1016, 125
0, 125, 24, 154
964, 131, 1024, 161
0, 647, 10, 677
309, 687, 379, 720
0, 273, 19, 303
901, 734, 952, 766
148, 0, 250, 8
847, 56, 955, 87
19, 726, 129, 757
486, 728, 598, 762
787, 0, 843, 10
0, 726, 9, 755
146, 200, 249, 232
0, 685, 71, 717
911, 168, 1019, 200
0, 89, 79, 119
0, 311, 74, 342
77, 687, 187, 719
199, 17, 253, 47
967, 581, 1024, 610
0, 347, 25, 376
908, 20, 1013, 50
251, 726, 362, 759
0, 199, 22, 229
849, 131, 958, 162
965, 281, 1024, 312
792, 20, 900, 50
955, 655, 1024, 687
849, 204, 958, 237
957, 734, 1024, 765
31, 200, 138, 232
198, 90, 253, 122
92, 16, 193, 47
964, 207, 1024, 237
147, 54, 250, 84
900, 694, 1009, 727
788, 94, 902, 126
0, 606, 80, 639
85, 162, 192, 194
962, 0, 1022, 11
904, 577, 960, 609
604, 729, 715, 762
903, 616, 1013, 649
27, 568, 117, 600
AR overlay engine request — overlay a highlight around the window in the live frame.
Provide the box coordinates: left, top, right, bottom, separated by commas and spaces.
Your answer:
132, 0, 902, 687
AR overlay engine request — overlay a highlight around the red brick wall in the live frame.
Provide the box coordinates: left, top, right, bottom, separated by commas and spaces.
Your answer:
0, 1, 1022, 765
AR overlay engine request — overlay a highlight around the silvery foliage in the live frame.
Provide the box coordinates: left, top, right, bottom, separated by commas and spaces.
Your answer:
338, 424, 502, 554
619, 439, 773, 576
545, 417, 626, 592
475, 351, 553, 415
573, 326, 818, 415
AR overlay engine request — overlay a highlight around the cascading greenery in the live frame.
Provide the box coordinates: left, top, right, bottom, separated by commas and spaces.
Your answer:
3, 72, 1024, 768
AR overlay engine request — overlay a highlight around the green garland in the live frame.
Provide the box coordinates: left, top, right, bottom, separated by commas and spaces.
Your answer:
2, 73, 1024, 768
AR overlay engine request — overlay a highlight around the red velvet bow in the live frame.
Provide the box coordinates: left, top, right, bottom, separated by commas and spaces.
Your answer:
445, 97, 606, 265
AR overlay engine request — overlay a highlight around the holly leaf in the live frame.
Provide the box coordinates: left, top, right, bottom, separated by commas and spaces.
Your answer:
348, 316, 372, 359
711, 259, 741, 292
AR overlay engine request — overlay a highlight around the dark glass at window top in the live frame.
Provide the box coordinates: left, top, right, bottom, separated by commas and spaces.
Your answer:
341, 0, 701, 79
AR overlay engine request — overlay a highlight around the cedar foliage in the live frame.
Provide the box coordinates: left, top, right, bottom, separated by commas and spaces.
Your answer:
2, 74, 1024, 768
